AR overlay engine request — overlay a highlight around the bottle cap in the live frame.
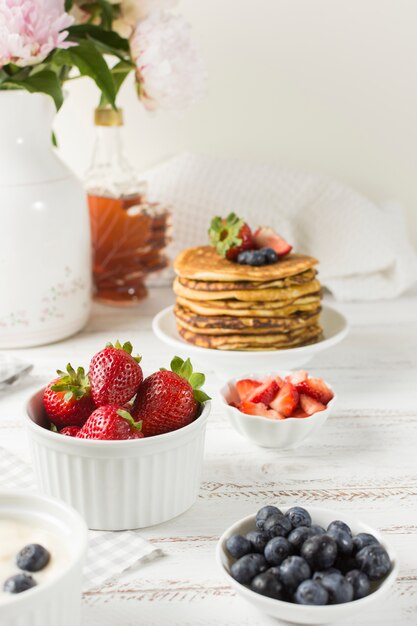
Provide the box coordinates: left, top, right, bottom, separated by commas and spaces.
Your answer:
94, 107, 123, 127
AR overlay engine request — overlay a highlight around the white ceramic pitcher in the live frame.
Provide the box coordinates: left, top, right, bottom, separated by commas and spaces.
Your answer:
0, 91, 91, 348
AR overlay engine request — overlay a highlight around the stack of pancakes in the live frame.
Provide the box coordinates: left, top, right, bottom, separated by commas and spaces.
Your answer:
173, 246, 322, 351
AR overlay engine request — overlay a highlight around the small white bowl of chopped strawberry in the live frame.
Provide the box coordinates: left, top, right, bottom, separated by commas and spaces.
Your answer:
220, 371, 335, 449
25, 341, 211, 531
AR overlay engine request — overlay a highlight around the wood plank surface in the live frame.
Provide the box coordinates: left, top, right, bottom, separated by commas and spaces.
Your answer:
1, 289, 416, 625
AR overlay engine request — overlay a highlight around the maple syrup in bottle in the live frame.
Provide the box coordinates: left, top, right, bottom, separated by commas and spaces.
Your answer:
85, 107, 171, 305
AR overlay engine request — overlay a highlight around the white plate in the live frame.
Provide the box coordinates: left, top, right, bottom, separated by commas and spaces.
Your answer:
152, 304, 349, 378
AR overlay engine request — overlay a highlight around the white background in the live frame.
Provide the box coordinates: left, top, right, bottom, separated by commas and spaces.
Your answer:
55, 0, 417, 249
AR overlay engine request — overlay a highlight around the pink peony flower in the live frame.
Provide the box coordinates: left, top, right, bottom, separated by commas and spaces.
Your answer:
130, 10, 206, 111
0, 0, 74, 68
113, 0, 177, 38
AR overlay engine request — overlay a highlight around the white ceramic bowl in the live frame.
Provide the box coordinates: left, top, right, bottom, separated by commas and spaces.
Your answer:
216, 507, 398, 625
26, 389, 211, 530
0, 490, 87, 626
152, 304, 349, 378
220, 372, 335, 448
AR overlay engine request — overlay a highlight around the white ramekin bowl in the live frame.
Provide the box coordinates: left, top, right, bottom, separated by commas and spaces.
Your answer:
219, 371, 335, 449
216, 507, 398, 625
0, 490, 87, 626
26, 389, 211, 530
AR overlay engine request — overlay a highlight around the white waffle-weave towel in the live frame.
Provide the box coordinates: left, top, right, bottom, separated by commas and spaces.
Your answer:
144, 153, 417, 301
0, 448, 162, 590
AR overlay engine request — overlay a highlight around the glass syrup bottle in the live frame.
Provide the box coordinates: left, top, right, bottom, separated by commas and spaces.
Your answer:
85, 107, 170, 305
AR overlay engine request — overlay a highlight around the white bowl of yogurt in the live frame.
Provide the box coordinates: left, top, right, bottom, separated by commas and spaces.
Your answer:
0, 490, 88, 626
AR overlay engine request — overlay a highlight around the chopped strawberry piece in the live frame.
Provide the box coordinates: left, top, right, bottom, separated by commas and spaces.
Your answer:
235, 379, 261, 402
238, 401, 283, 419
285, 370, 308, 385
296, 378, 334, 405
253, 227, 293, 257
299, 394, 326, 416
269, 382, 299, 417
291, 408, 309, 418
275, 376, 284, 388
229, 401, 239, 409
246, 378, 280, 404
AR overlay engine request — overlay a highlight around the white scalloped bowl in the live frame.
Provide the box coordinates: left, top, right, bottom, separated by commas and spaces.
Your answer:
216, 508, 398, 625
219, 371, 335, 448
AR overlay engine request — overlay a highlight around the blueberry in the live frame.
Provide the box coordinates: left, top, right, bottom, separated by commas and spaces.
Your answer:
266, 566, 281, 578
345, 569, 371, 599
287, 526, 315, 552
255, 505, 282, 531
320, 572, 354, 604
248, 250, 268, 266
309, 524, 326, 536
250, 571, 286, 600
226, 534, 252, 559
3, 573, 36, 594
327, 520, 352, 537
353, 533, 379, 554
246, 531, 270, 554
236, 250, 251, 264
263, 513, 292, 539
285, 507, 312, 529
356, 544, 391, 580
301, 534, 338, 570
279, 556, 311, 591
294, 579, 329, 605
230, 553, 268, 584
313, 567, 341, 582
16, 544, 50, 572
263, 248, 278, 264
264, 537, 292, 566
334, 554, 358, 575
327, 527, 353, 556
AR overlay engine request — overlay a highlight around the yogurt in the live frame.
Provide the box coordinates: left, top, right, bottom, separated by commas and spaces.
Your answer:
0, 518, 68, 604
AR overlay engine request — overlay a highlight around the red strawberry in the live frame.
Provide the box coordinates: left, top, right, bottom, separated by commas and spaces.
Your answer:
285, 370, 308, 385
77, 405, 144, 440
89, 340, 143, 406
296, 377, 333, 405
132, 357, 210, 437
235, 379, 261, 401
253, 227, 292, 257
43, 364, 95, 429
299, 394, 326, 416
60, 426, 81, 437
238, 401, 284, 420
269, 382, 299, 417
209, 213, 254, 261
246, 377, 280, 405
291, 408, 309, 419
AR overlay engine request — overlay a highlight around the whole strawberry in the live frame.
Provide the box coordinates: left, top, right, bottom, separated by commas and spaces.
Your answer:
132, 357, 210, 437
43, 364, 95, 429
209, 213, 254, 261
60, 426, 81, 437
77, 406, 144, 440
89, 340, 143, 406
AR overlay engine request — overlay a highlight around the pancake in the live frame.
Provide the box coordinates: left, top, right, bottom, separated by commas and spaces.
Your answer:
174, 246, 318, 282
176, 295, 321, 316
174, 304, 321, 334
173, 277, 321, 302
178, 269, 317, 292
177, 324, 323, 351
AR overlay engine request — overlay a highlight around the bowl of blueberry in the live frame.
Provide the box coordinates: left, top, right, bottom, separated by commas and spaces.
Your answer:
216, 504, 398, 624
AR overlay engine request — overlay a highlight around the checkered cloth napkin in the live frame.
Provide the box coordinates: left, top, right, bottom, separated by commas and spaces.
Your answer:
0, 448, 163, 590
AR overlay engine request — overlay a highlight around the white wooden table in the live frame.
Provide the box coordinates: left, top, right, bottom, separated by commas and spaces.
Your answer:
1, 288, 417, 626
